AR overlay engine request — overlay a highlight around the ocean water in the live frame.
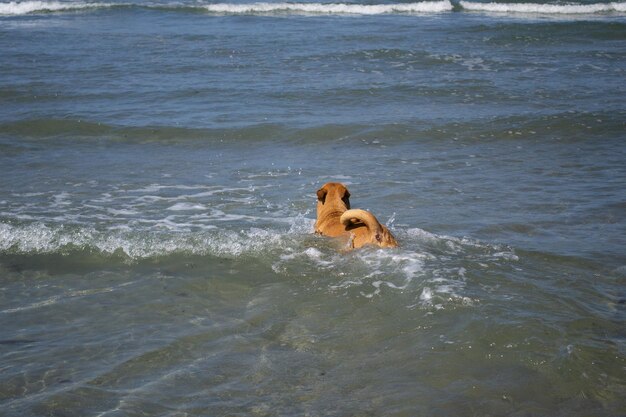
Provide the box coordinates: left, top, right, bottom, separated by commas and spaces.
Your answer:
1, 1, 625, 415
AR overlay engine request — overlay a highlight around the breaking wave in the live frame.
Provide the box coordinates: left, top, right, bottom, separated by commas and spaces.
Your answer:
0, 1, 112, 15
0, 1, 453, 16
0, 221, 299, 259
460, 1, 626, 14
2, 0, 624, 16
202, 1, 453, 14
0, 219, 517, 306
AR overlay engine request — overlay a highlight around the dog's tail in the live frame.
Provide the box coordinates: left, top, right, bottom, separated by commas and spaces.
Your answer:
340, 209, 384, 242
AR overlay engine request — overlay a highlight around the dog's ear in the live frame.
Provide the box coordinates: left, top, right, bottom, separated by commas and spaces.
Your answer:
342, 189, 350, 209
317, 187, 327, 204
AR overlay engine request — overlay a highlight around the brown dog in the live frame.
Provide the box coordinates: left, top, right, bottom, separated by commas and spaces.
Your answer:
314, 182, 398, 249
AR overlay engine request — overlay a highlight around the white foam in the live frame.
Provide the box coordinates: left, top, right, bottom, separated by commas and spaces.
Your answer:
460, 1, 626, 14
303, 247, 324, 259
361, 278, 414, 298
128, 184, 217, 193
406, 227, 464, 253
166, 202, 207, 211
203, 1, 453, 15
52, 191, 71, 207
0, 1, 110, 15
492, 251, 519, 261
1, 0, 622, 17
206, 209, 263, 222
272, 229, 478, 305
0, 221, 292, 259
106, 208, 139, 216
405, 227, 518, 261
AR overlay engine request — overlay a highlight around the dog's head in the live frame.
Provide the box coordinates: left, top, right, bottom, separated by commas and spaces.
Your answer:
316, 182, 351, 211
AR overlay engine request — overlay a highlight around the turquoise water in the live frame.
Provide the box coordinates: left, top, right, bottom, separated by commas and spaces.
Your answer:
1, 1, 625, 415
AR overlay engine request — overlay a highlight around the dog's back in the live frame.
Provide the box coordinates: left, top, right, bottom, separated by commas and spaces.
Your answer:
315, 182, 397, 249
340, 209, 398, 249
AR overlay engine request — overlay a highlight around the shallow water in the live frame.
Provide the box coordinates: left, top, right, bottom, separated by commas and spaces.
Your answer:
1, 1, 626, 416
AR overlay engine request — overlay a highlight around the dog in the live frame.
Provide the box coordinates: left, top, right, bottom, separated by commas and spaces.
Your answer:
314, 182, 397, 249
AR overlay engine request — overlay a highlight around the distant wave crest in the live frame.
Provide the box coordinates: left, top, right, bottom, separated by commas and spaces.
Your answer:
202, 1, 453, 14
459, 1, 626, 14
1, 0, 624, 17
0, 1, 453, 16
0, 1, 112, 15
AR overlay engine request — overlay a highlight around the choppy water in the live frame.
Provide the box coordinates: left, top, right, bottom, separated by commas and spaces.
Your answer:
1, 1, 625, 416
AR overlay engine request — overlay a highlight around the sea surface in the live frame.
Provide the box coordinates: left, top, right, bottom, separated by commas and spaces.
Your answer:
1, 0, 625, 415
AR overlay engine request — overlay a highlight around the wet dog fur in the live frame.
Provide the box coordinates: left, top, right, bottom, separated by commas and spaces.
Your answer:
314, 182, 397, 250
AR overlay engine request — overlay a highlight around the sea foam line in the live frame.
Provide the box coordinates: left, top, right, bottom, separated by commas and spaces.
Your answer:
0, 1, 112, 15
0, 1, 453, 16
0, 221, 291, 259
202, 1, 454, 14
2, 0, 624, 16
459, 1, 626, 14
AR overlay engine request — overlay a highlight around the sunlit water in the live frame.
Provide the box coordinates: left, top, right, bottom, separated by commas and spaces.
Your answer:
1, 1, 625, 415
